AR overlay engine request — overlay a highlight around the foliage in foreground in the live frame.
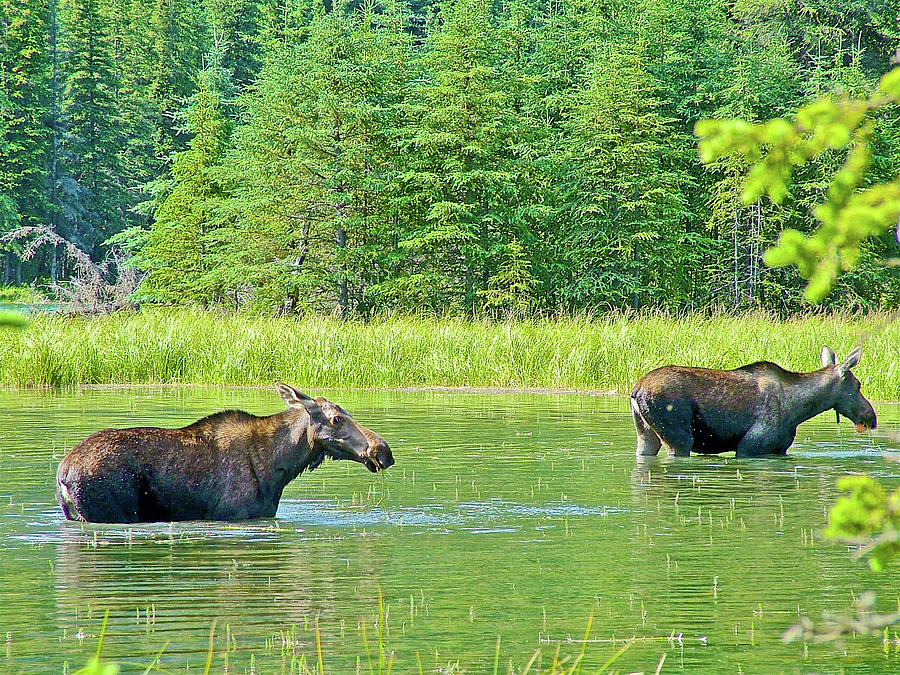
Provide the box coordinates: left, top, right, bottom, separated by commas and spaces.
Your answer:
0, 309, 896, 397
784, 475, 900, 645
704, 62, 900, 650
0, 309, 27, 329
826, 475, 900, 573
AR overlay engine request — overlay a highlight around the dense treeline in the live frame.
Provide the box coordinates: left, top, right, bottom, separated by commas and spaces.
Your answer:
2, 0, 900, 315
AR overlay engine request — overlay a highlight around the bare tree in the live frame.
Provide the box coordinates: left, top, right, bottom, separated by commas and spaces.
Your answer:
1, 226, 145, 314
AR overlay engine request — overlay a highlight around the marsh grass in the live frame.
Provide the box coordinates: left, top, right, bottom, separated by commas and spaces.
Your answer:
0, 284, 43, 304
2, 308, 897, 398
73, 605, 639, 675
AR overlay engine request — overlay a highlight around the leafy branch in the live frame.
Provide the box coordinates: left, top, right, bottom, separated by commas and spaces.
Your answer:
782, 476, 900, 645
824, 474, 900, 573
696, 67, 900, 301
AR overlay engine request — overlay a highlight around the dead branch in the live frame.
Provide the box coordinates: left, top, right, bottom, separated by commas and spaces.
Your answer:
1, 226, 145, 314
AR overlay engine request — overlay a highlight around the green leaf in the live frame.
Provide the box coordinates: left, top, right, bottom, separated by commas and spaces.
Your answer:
878, 68, 900, 101
0, 311, 28, 330
74, 657, 120, 675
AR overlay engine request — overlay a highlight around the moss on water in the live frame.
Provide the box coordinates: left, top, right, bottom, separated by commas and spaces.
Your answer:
1, 308, 897, 399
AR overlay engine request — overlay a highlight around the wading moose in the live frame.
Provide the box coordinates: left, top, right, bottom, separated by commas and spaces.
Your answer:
630, 346, 876, 458
56, 383, 394, 523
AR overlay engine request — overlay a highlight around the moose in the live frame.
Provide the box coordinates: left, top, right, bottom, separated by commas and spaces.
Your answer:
56, 383, 394, 523
630, 346, 876, 458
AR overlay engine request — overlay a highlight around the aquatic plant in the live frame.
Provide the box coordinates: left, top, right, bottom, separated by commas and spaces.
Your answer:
70, 607, 644, 675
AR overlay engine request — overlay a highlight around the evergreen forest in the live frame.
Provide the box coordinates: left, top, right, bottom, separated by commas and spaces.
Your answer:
2, 0, 900, 316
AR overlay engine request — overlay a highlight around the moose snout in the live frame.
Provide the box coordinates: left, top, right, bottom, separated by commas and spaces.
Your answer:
864, 409, 877, 430
849, 402, 877, 432
369, 441, 394, 471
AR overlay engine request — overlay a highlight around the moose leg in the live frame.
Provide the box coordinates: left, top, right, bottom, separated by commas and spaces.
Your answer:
659, 428, 693, 457
735, 425, 790, 458
633, 395, 694, 457
649, 401, 694, 457
632, 399, 662, 457
60, 470, 143, 523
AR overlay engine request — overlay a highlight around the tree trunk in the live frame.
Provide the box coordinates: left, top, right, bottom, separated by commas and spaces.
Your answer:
50, 243, 58, 285
632, 241, 641, 310
48, 0, 62, 284
336, 224, 348, 318
284, 216, 310, 314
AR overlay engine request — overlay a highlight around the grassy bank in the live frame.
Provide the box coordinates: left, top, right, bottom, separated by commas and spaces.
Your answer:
0, 284, 44, 304
1, 308, 898, 398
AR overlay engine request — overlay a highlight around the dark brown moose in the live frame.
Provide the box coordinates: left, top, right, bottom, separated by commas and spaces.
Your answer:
630, 346, 876, 458
56, 383, 394, 523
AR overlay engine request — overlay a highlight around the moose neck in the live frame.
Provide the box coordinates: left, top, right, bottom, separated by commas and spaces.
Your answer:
785, 369, 839, 428
271, 408, 319, 488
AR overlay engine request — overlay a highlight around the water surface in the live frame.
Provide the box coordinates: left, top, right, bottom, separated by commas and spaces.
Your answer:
1, 387, 898, 674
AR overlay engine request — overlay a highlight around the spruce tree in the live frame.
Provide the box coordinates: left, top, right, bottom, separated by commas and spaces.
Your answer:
139, 68, 229, 304
396, 0, 533, 312
215, 3, 410, 314
0, 0, 50, 279
148, 0, 206, 160
107, 0, 160, 215
59, 0, 127, 259
556, 36, 693, 309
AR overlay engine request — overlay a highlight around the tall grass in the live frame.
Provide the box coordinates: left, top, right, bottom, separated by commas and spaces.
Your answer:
1, 308, 898, 398
0, 284, 43, 304
71, 607, 637, 675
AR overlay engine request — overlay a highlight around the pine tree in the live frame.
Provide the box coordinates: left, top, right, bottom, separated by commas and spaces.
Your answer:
214, 3, 411, 314
139, 68, 229, 304
259, 0, 313, 50
556, 36, 695, 309
705, 6, 801, 309
107, 0, 160, 215
148, 0, 206, 160
0, 0, 50, 280
59, 0, 128, 261
205, 0, 264, 92
394, 0, 534, 312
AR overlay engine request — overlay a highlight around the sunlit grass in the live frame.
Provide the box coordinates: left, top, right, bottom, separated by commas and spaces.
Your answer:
0, 284, 44, 304
1, 307, 897, 399
71, 603, 640, 675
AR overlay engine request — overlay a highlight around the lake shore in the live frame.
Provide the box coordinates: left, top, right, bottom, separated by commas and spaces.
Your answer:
1, 308, 897, 398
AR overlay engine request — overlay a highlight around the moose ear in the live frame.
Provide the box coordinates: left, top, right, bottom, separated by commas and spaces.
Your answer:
275, 382, 315, 409
820, 345, 836, 368
838, 346, 862, 375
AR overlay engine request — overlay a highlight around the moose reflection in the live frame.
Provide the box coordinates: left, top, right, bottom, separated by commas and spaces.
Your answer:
56, 383, 393, 523
630, 346, 876, 458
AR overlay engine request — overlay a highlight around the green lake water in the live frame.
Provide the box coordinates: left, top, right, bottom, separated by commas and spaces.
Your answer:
1, 387, 899, 674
